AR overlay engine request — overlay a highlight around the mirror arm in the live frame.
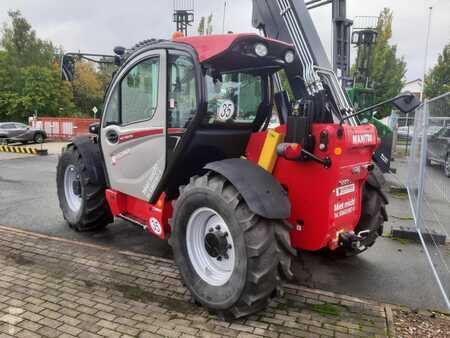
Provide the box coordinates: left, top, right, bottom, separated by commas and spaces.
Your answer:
340, 94, 412, 125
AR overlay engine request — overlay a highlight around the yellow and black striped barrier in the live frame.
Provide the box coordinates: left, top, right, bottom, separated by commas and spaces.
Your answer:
0, 145, 48, 156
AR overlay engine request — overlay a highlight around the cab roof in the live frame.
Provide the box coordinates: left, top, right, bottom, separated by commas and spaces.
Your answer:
175, 33, 293, 64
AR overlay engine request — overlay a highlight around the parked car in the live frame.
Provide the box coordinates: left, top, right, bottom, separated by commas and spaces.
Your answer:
397, 125, 414, 141
427, 126, 450, 177
0, 122, 47, 144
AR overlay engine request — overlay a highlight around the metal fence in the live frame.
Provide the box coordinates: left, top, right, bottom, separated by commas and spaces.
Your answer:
407, 92, 450, 310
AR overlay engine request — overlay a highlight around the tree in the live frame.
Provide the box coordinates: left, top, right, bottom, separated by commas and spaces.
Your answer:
72, 61, 104, 115
353, 8, 407, 118
1, 10, 56, 69
19, 65, 76, 118
0, 11, 76, 121
206, 14, 213, 35
424, 43, 449, 99
0, 64, 76, 120
197, 14, 213, 36
197, 17, 205, 35
97, 57, 116, 93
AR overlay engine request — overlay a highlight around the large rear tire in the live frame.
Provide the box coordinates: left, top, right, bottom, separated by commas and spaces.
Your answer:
57, 145, 113, 231
171, 173, 294, 319
355, 184, 387, 247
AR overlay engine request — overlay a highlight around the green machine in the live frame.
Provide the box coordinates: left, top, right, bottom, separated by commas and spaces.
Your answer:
347, 17, 394, 173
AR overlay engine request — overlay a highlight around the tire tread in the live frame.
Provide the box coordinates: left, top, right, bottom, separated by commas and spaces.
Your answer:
173, 172, 293, 319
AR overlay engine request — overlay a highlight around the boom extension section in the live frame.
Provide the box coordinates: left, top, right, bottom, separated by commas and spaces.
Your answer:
252, 0, 354, 125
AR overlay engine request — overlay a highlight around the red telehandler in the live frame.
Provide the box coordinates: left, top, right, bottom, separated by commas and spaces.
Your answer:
57, 0, 420, 319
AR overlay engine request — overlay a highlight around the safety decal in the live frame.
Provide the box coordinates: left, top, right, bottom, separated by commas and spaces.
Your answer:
149, 217, 163, 235
336, 183, 355, 197
119, 129, 163, 144
334, 198, 355, 218
142, 157, 164, 200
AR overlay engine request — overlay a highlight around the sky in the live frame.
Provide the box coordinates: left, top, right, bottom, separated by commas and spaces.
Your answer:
0, 0, 448, 82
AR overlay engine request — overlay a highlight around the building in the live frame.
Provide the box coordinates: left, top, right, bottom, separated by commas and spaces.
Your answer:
403, 78, 423, 100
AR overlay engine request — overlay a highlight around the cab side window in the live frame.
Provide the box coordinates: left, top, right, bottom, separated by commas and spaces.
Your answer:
103, 87, 119, 126
168, 54, 197, 129
103, 57, 160, 127
122, 58, 160, 125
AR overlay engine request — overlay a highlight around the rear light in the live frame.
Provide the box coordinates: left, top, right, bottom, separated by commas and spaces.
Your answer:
277, 143, 302, 160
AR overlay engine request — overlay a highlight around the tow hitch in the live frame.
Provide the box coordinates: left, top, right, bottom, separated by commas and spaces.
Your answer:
338, 230, 371, 252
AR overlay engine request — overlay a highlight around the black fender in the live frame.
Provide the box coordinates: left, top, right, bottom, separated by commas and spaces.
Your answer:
205, 158, 291, 219
67, 135, 108, 186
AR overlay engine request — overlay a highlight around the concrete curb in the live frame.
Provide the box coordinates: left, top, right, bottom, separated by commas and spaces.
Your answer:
384, 304, 396, 337
0, 145, 48, 156
391, 226, 447, 245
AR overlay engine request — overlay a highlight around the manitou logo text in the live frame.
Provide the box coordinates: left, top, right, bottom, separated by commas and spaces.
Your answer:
352, 133, 373, 145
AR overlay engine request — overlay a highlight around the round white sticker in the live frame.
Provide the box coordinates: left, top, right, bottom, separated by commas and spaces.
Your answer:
217, 100, 235, 121
149, 217, 162, 235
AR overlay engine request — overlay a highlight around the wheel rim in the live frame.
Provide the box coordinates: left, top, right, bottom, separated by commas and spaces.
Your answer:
35, 134, 43, 143
64, 165, 82, 213
186, 207, 236, 286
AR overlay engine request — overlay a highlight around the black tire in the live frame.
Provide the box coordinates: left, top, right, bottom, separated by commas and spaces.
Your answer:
34, 133, 44, 144
332, 183, 387, 257
171, 173, 294, 319
444, 155, 450, 178
56, 145, 113, 231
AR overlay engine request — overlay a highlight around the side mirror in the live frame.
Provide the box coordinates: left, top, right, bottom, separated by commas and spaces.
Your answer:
341, 91, 422, 124
89, 122, 100, 135
392, 91, 421, 114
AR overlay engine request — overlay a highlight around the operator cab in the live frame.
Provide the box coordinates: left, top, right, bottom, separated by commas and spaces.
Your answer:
99, 34, 294, 203
164, 34, 295, 198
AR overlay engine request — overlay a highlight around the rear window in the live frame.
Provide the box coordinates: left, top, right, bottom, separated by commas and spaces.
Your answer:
203, 72, 263, 126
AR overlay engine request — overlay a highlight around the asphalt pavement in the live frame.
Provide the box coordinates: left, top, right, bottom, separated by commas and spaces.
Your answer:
0, 153, 449, 312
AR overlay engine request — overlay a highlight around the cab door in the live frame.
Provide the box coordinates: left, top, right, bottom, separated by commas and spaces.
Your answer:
101, 50, 166, 201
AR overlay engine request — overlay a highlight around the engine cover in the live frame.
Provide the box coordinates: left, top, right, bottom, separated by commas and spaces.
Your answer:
246, 123, 379, 251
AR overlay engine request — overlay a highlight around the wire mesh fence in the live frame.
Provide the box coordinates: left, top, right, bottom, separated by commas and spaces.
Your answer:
407, 92, 450, 310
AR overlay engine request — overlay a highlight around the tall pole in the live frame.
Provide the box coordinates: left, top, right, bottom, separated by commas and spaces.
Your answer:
422, 6, 433, 100
222, 1, 227, 33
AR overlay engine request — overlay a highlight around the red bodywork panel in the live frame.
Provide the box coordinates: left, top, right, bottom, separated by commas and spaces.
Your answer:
246, 123, 379, 251
175, 33, 292, 63
105, 189, 172, 240
176, 34, 252, 62
104, 122, 377, 252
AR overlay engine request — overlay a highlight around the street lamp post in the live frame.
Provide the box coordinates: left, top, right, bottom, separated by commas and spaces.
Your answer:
422, 5, 433, 99
222, 1, 227, 34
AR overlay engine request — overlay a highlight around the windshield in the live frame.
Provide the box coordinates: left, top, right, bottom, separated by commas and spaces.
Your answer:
203, 72, 263, 126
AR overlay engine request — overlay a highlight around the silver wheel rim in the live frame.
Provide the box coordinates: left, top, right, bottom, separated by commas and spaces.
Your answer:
186, 207, 236, 286
64, 165, 82, 212
36, 134, 43, 143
